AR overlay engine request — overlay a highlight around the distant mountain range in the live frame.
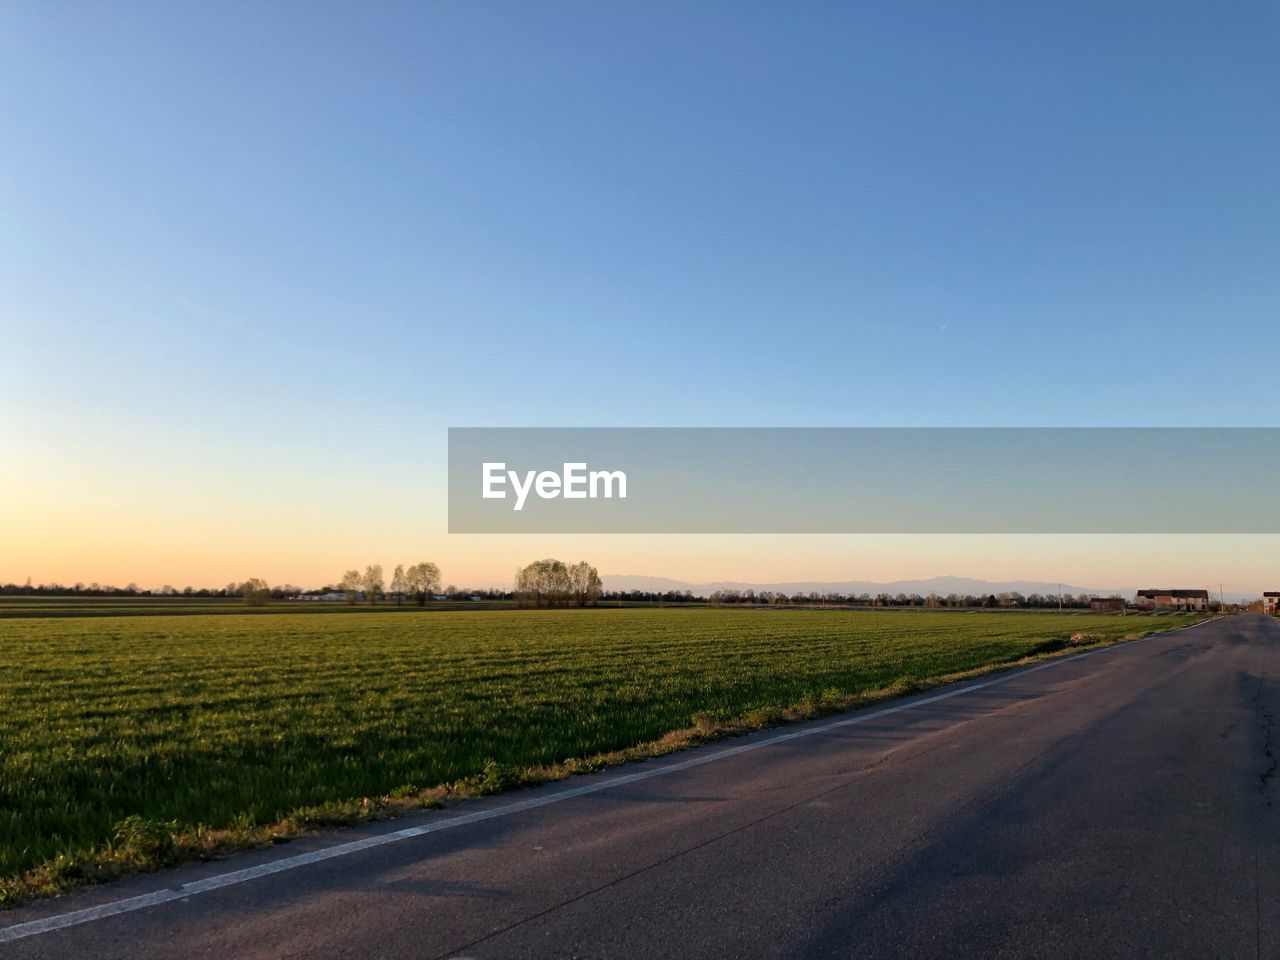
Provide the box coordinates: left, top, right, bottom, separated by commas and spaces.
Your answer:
602, 574, 1250, 601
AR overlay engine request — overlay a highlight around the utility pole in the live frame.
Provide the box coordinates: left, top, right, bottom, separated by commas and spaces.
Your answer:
1058, 583, 1063, 611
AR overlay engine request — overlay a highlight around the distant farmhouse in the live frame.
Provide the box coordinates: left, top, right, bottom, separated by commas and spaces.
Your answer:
296, 592, 351, 602
1265, 592, 1280, 614
1134, 588, 1210, 612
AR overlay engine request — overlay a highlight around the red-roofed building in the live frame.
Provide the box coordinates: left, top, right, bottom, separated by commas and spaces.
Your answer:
1135, 589, 1210, 612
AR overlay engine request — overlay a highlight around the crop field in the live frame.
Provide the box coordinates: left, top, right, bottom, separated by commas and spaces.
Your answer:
0, 604, 1199, 895
0, 596, 515, 619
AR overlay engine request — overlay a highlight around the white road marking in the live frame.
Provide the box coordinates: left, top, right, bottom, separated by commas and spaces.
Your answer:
0, 619, 1216, 944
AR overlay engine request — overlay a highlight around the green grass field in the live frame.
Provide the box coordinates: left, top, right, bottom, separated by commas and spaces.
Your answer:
0, 604, 1200, 896
0, 596, 517, 618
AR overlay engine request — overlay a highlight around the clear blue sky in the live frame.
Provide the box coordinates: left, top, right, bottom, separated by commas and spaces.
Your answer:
3, 2, 1277, 588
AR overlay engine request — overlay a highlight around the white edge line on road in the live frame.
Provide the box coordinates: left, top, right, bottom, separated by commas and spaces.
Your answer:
0, 618, 1219, 944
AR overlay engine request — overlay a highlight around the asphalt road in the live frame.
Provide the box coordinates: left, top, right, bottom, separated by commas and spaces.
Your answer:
4, 614, 1278, 959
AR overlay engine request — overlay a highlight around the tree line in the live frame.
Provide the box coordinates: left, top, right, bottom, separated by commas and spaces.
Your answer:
334, 562, 442, 606
0, 566, 486, 606
701, 589, 1125, 608
0, 579, 305, 599
0, 578, 1170, 611
513, 559, 603, 607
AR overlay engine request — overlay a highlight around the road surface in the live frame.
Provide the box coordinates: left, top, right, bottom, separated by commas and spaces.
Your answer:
4, 614, 1278, 958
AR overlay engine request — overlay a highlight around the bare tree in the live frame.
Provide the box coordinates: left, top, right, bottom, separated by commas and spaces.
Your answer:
361, 564, 384, 605
515, 559, 567, 607
390, 564, 406, 605
403, 562, 442, 606
241, 578, 270, 606
567, 561, 602, 607
340, 569, 362, 604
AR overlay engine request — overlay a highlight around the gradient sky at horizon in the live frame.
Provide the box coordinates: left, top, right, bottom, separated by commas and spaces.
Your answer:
3, 1, 1278, 592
